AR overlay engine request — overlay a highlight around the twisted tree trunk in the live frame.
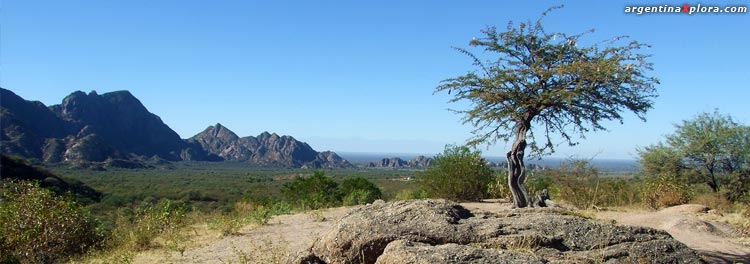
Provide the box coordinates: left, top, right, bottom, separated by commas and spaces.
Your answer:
507, 124, 530, 208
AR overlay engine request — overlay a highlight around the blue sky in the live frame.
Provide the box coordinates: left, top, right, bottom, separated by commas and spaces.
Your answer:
2, 0, 748, 159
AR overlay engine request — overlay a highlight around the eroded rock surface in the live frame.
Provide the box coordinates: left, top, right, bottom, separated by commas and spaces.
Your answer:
299, 199, 704, 264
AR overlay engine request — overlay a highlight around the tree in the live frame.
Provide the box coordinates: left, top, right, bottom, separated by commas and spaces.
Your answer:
435, 6, 658, 207
641, 111, 750, 199
638, 143, 687, 177
420, 145, 494, 201
339, 177, 383, 205
281, 171, 340, 209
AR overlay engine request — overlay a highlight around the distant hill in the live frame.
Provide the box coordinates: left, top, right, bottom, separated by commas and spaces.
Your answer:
0, 155, 102, 204
0, 88, 349, 168
366, 156, 433, 168
189, 124, 351, 168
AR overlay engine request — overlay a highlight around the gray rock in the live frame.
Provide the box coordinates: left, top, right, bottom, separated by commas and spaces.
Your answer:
302, 199, 704, 264
368, 156, 433, 168
376, 240, 545, 264
407, 155, 433, 167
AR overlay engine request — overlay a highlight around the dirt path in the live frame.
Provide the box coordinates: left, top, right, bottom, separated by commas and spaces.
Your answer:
595, 204, 750, 263
129, 202, 749, 263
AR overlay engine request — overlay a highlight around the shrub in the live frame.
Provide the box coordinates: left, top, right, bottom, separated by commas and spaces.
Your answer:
339, 177, 382, 205
394, 188, 428, 201
525, 172, 557, 200
642, 172, 692, 209
281, 171, 340, 209
0, 181, 102, 264
342, 189, 379, 206
741, 209, 750, 237
210, 201, 272, 236
487, 169, 512, 200
110, 198, 188, 251
542, 160, 601, 209
419, 145, 494, 201
595, 177, 642, 207
691, 192, 732, 212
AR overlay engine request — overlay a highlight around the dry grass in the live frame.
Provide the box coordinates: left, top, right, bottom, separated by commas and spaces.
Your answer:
309, 210, 326, 222
208, 202, 273, 236
221, 236, 290, 264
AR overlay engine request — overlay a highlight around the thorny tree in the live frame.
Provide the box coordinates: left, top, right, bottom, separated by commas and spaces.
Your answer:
436, 7, 658, 208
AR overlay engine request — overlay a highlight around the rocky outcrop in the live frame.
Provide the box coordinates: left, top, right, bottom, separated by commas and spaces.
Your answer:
189, 124, 352, 168
367, 156, 433, 168
299, 199, 703, 264
407, 155, 433, 167
368, 157, 407, 168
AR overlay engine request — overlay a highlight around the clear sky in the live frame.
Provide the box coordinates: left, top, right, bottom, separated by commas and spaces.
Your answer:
2, 0, 748, 159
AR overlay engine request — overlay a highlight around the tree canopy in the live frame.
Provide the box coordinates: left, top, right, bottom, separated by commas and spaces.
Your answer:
436, 6, 659, 207
640, 111, 750, 201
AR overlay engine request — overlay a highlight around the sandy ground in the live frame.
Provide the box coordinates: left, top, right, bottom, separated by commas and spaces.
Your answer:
595, 204, 750, 263
133, 206, 355, 263
130, 201, 749, 264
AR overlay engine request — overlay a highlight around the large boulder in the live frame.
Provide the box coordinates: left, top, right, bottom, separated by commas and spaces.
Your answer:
301, 199, 703, 264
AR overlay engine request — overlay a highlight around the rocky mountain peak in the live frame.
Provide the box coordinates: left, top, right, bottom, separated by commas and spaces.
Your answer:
190, 125, 351, 168
2, 88, 212, 163
2, 87, 351, 168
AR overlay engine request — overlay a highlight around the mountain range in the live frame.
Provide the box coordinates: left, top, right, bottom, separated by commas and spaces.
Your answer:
366, 156, 433, 168
0, 88, 350, 168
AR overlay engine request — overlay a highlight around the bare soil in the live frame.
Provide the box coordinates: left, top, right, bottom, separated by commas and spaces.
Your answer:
594, 204, 750, 263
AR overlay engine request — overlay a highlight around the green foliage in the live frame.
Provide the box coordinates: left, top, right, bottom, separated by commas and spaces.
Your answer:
638, 144, 685, 177
543, 160, 600, 209
435, 6, 657, 208
435, 6, 658, 156
640, 111, 750, 201
540, 160, 642, 209
109, 198, 188, 251
209, 201, 274, 236
0, 155, 102, 205
419, 145, 494, 201
394, 188, 429, 201
339, 177, 383, 205
641, 173, 692, 209
281, 171, 340, 209
0, 181, 103, 264
667, 111, 747, 192
342, 189, 378, 206
487, 168, 512, 200
49, 163, 420, 215
525, 172, 557, 199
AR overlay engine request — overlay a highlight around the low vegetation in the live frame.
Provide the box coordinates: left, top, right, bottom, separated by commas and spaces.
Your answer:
282, 171, 383, 209
419, 145, 494, 201
0, 181, 102, 264
1, 111, 747, 263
